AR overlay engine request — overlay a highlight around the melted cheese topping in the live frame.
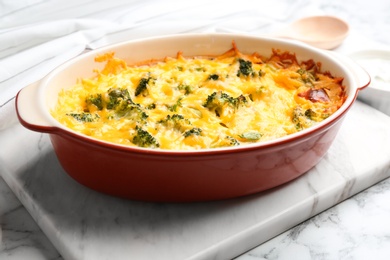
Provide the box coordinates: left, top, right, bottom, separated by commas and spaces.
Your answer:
51, 45, 346, 150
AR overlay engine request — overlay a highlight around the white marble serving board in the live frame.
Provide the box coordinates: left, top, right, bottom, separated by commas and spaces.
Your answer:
1, 100, 390, 260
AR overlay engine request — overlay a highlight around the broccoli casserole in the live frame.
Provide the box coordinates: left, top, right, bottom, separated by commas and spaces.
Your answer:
51, 42, 346, 150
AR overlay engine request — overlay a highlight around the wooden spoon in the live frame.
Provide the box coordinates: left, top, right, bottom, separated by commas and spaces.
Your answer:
274, 15, 349, 50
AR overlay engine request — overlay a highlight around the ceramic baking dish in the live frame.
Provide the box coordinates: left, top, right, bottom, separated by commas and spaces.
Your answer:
16, 34, 370, 202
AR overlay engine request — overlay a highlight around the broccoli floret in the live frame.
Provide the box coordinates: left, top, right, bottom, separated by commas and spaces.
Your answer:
292, 106, 315, 130
234, 94, 248, 107
146, 103, 156, 110
292, 107, 305, 130
204, 91, 231, 108
226, 136, 240, 146
164, 114, 185, 121
304, 108, 328, 121
237, 58, 254, 77
203, 91, 248, 116
212, 135, 240, 148
114, 99, 148, 121
168, 97, 183, 112
135, 77, 152, 96
106, 88, 131, 110
103, 88, 148, 121
238, 131, 262, 141
178, 84, 194, 95
207, 74, 219, 80
258, 69, 265, 77
67, 113, 99, 122
85, 94, 103, 111
158, 114, 192, 132
297, 68, 316, 86
304, 108, 316, 120
132, 126, 159, 148
183, 127, 202, 138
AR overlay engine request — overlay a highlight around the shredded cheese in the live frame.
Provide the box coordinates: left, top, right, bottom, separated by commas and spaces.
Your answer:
51, 43, 346, 150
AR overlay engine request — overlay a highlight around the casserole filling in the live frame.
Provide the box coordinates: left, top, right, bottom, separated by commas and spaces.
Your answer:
52, 42, 346, 150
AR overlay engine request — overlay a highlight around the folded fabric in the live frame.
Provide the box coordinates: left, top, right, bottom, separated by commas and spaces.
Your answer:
0, 98, 17, 131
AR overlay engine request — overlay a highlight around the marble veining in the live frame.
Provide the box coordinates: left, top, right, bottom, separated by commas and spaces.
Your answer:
1, 0, 390, 259
236, 178, 390, 260
0, 174, 61, 260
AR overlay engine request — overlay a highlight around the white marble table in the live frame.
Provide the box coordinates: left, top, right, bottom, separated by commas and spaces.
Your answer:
1, 0, 390, 259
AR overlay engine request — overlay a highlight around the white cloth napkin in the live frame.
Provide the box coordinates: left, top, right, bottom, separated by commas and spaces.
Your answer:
0, 98, 17, 130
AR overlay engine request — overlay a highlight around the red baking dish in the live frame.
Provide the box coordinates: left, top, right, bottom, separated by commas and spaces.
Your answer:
15, 34, 370, 202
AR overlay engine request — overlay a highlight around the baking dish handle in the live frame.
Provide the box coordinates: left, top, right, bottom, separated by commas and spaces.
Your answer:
16, 80, 56, 133
328, 51, 371, 91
